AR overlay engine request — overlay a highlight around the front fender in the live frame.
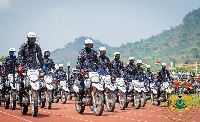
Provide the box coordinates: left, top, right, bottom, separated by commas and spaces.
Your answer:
30, 81, 40, 91
92, 83, 104, 91
46, 84, 54, 90
73, 85, 79, 93
105, 84, 116, 91
62, 86, 70, 92
118, 86, 126, 93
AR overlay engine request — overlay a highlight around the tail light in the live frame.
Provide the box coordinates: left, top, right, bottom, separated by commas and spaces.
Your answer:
186, 82, 191, 88
1, 71, 4, 76
81, 69, 85, 75
18, 66, 23, 73
56, 79, 59, 83
174, 80, 180, 88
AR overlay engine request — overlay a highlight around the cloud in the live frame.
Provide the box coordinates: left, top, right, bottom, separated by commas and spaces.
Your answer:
50, 7, 78, 23
0, 0, 11, 9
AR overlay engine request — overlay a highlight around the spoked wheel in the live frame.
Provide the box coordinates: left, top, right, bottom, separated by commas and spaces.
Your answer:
40, 101, 45, 108
92, 91, 104, 116
61, 91, 67, 104
32, 90, 38, 117
75, 97, 85, 114
140, 93, 146, 107
46, 90, 52, 109
10, 91, 16, 110
134, 94, 141, 109
4, 95, 10, 109
119, 93, 127, 110
21, 104, 28, 115
105, 93, 115, 112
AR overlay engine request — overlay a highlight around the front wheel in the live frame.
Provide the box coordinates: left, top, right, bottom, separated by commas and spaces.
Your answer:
32, 90, 38, 117
119, 93, 126, 110
61, 91, 67, 104
46, 90, 52, 109
10, 91, 16, 110
75, 98, 85, 114
105, 93, 115, 112
134, 94, 141, 109
21, 105, 28, 115
92, 91, 104, 116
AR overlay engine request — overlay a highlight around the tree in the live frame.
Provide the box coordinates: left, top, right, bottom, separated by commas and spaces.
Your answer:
0, 55, 6, 62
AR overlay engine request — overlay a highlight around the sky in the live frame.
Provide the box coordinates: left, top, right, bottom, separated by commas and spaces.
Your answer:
0, 0, 200, 56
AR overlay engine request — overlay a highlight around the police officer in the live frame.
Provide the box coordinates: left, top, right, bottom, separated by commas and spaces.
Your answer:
76, 39, 98, 104
18, 32, 44, 70
145, 65, 153, 83
43, 50, 56, 71
156, 63, 171, 99
78, 39, 98, 72
110, 52, 124, 78
124, 57, 137, 80
2, 48, 18, 100
135, 60, 145, 81
17, 32, 44, 105
98, 47, 110, 70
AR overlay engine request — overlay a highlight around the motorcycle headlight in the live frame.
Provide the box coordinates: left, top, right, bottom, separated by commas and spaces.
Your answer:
91, 76, 99, 83
29, 74, 38, 82
44, 77, 53, 84
117, 79, 125, 87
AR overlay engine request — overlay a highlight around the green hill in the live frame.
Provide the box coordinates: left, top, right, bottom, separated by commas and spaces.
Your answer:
51, 8, 200, 71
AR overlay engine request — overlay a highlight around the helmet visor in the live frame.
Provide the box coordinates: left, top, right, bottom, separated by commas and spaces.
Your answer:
85, 43, 93, 48
29, 37, 36, 44
44, 51, 50, 57
115, 54, 120, 59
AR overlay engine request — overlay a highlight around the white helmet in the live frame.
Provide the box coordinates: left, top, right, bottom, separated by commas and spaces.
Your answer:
72, 68, 77, 73
99, 47, 106, 51
114, 52, 120, 59
136, 60, 142, 64
84, 39, 93, 48
114, 52, 120, 56
128, 57, 134, 61
27, 32, 37, 38
55, 64, 59, 70
59, 64, 63, 68
9, 48, 16, 52
43, 50, 49, 55
146, 65, 150, 68
99, 47, 106, 55
162, 63, 166, 66
43, 50, 50, 57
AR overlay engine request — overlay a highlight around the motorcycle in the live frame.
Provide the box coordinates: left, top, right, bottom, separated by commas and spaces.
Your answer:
132, 79, 144, 109
6, 73, 19, 110
151, 81, 174, 106
59, 79, 70, 104
21, 68, 40, 117
74, 71, 104, 116
102, 74, 116, 112
40, 68, 54, 109
116, 77, 127, 110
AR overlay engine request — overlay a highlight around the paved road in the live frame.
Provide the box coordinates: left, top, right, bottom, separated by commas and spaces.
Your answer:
0, 99, 199, 122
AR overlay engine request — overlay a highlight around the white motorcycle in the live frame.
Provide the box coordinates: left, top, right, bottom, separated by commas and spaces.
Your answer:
59, 79, 70, 104
7, 73, 19, 110
74, 71, 104, 116
116, 77, 127, 110
21, 68, 40, 117
151, 81, 174, 106
102, 74, 116, 112
132, 80, 145, 109
40, 71, 54, 109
